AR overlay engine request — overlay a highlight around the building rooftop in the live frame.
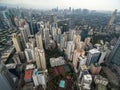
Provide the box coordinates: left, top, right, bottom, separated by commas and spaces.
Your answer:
89, 48, 100, 54
59, 80, 65, 88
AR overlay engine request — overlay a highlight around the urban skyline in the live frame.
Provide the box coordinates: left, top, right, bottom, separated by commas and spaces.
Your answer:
0, 0, 120, 11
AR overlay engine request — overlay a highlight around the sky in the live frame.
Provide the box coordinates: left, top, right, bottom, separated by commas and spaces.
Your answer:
0, 0, 120, 11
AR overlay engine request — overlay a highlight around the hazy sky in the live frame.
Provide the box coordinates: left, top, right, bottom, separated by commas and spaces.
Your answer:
0, 0, 120, 10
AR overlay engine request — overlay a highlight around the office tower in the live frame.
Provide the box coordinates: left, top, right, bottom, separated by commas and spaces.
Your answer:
0, 63, 15, 90
43, 28, 50, 49
24, 23, 31, 37
55, 34, 61, 46
60, 34, 67, 51
35, 32, 43, 49
35, 47, 46, 69
51, 27, 57, 40
87, 49, 101, 66
32, 21, 39, 35
66, 41, 75, 60
108, 9, 117, 26
61, 23, 69, 34
2, 10, 13, 28
12, 33, 22, 52
107, 37, 120, 74
19, 27, 29, 45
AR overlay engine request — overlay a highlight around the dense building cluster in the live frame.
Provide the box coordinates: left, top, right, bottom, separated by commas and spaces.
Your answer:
0, 6, 120, 90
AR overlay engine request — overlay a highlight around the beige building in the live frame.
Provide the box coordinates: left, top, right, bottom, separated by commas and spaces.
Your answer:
35, 32, 43, 49
12, 33, 22, 52
35, 47, 46, 69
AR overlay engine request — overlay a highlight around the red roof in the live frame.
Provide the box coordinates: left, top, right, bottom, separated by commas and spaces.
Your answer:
24, 70, 33, 79
58, 66, 65, 74
52, 66, 65, 76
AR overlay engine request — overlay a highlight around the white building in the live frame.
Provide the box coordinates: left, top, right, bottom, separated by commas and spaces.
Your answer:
66, 41, 75, 60
50, 57, 66, 67
81, 74, 92, 90
32, 69, 46, 87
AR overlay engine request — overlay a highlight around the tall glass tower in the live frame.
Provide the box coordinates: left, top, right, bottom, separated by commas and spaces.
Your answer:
107, 37, 120, 76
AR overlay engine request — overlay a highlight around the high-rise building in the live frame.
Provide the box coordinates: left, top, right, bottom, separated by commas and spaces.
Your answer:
0, 63, 15, 90
35, 32, 43, 49
19, 27, 29, 45
43, 28, 50, 49
24, 23, 31, 37
66, 41, 75, 60
68, 30, 76, 41
87, 49, 101, 66
107, 37, 120, 71
73, 50, 83, 72
60, 34, 67, 51
108, 9, 117, 26
35, 47, 46, 69
12, 33, 22, 52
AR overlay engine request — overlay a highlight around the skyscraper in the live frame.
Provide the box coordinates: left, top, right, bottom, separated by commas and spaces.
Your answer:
43, 28, 50, 49
108, 9, 117, 26
19, 27, 29, 45
35, 47, 46, 69
108, 37, 120, 66
66, 41, 75, 60
12, 33, 22, 52
87, 49, 101, 66
0, 63, 15, 90
35, 32, 43, 49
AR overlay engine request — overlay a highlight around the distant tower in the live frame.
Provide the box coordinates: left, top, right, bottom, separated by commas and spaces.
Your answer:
36, 32, 43, 49
108, 9, 117, 26
0, 63, 15, 90
12, 33, 22, 52
35, 47, 46, 70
